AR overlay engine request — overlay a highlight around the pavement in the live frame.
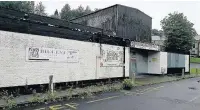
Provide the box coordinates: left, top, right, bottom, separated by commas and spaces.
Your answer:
20, 77, 200, 110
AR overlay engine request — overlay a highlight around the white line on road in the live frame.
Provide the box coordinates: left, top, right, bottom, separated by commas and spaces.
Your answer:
172, 82, 180, 87
139, 86, 164, 94
135, 87, 153, 92
86, 96, 119, 104
189, 95, 200, 102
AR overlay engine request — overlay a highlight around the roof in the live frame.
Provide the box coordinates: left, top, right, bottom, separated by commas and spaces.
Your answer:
70, 4, 152, 21
195, 35, 200, 40
152, 36, 166, 41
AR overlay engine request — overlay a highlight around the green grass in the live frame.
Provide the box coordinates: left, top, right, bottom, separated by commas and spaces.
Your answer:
190, 57, 200, 63
190, 68, 200, 74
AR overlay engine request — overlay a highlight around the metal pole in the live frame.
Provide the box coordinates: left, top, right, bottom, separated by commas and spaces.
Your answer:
49, 75, 54, 94
182, 68, 185, 78
132, 72, 135, 84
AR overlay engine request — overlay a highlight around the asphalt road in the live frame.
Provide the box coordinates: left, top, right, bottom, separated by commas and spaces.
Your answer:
23, 77, 200, 110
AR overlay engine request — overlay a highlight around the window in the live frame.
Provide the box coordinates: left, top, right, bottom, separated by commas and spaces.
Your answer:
193, 44, 195, 48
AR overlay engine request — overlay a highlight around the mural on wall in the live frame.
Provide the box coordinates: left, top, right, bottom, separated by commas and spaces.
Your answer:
27, 47, 79, 63
101, 45, 124, 66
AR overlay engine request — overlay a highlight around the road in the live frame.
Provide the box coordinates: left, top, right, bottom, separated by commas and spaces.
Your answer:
23, 77, 200, 110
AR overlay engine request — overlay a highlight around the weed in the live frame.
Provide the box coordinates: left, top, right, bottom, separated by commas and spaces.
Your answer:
29, 93, 44, 104
4, 99, 17, 109
122, 79, 134, 90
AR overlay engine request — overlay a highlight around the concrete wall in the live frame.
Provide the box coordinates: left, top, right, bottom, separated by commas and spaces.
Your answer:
136, 52, 148, 74
148, 52, 160, 74
160, 52, 168, 74
125, 47, 130, 77
185, 55, 189, 72
0, 30, 126, 88
147, 51, 167, 74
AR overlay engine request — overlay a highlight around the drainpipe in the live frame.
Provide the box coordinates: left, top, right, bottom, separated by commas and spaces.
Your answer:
198, 41, 200, 57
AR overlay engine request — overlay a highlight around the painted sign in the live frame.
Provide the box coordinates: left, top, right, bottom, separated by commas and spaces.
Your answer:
101, 45, 124, 66
131, 41, 160, 51
26, 47, 79, 62
152, 58, 157, 62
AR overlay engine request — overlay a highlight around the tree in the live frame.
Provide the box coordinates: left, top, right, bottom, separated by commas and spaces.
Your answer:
50, 9, 60, 19
0, 1, 35, 13
60, 4, 72, 20
75, 5, 85, 17
152, 29, 163, 37
94, 8, 100, 12
60, 4, 94, 20
35, 2, 47, 16
161, 12, 197, 53
85, 6, 92, 14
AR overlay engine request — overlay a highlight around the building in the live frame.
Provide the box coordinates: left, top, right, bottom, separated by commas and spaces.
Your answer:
190, 35, 200, 57
152, 35, 200, 57
71, 4, 152, 42
0, 7, 190, 88
151, 35, 165, 46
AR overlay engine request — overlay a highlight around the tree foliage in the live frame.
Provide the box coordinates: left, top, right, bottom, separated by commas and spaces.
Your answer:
161, 12, 197, 53
60, 4, 93, 21
60, 4, 72, 20
0, 1, 35, 13
50, 9, 60, 19
152, 29, 163, 37
35, 2, 47, 16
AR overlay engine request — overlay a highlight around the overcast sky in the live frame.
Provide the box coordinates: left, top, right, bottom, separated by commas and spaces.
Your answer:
41, 0, 200, 34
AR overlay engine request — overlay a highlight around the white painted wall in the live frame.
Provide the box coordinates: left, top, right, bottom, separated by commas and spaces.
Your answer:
0, 30, 126, 87
160, 52, 168, 74
148, 52, 160, 74
185, 55, 189, 72
147, 51, 167, 74
125, 47, 130, 77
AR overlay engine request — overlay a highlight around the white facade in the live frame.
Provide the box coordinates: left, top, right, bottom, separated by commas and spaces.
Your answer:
147, 52, 168, 74
185, 55, 189, 72
0, 30, 128, 88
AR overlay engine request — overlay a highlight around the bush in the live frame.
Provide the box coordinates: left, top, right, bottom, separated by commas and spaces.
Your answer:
122, 79, 134, 90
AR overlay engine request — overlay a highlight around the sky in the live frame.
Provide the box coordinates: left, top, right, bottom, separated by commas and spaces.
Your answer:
40, 0, 200, 34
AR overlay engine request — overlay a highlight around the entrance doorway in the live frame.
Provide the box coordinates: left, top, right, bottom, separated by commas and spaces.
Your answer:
130, 51, 137, 77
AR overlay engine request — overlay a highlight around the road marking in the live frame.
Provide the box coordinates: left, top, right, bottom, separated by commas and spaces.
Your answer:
121, 86, 164, 96
135, 87, 153, 92
86, 96, 119, 104
189, 95, 200, 102
35, 108, 45, 110
65, 103, 78, 110
49, 104, 65, 110
172, 82, 180, 86
139, 86, 164, 94
121, 90, 139, 95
